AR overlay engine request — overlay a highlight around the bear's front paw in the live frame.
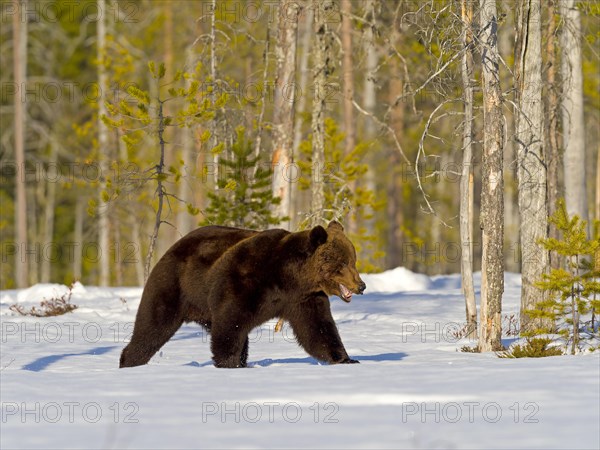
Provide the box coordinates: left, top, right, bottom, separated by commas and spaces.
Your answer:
339, 358, 360, 364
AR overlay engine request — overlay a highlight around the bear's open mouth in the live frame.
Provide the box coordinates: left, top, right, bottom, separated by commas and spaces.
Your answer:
339, 284, 353, 302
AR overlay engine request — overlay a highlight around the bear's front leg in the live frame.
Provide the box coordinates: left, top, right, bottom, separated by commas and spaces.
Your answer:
286, 295, 358, 364
210, 323, 250, 368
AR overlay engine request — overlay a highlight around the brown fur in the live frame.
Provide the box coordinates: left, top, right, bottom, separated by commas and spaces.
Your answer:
119, 221, 365, 368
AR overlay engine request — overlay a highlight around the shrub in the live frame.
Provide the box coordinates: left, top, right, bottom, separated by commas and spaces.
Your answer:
9, 284, 78, 317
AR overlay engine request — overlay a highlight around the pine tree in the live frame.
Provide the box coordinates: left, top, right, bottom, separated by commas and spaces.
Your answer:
529, 199, 600, 354
202, 127, 284, 229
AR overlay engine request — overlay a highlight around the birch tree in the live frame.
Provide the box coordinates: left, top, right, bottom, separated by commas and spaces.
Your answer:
460, 0, 477, 338
97, 0, 110, 286
290, 8, 313, 229
478, 0, 504, 352
515, 0, 550, 334
560, 0, 588, 226
340, 0, 357, 233
544, 0, 561, 269
271, 0, 300, 229
13, 0, 28, 288
310, 0, 334, 226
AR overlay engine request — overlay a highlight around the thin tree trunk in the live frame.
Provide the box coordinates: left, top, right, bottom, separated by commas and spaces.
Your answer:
13, 0, 28, 288
254, 30, 270, 164
73, 197, 84, 281
340, 0, 357, 233
161, 0, 177, 255
386, 25, 404, 270
97, 0, 109, 286
177, 46, 199, 237
130, 216, 145, 287
560, 0, 588, 226
460, 0, 477, 338
209, 0, 219, 187
478, 0, 504, 352
144, 100, 167, 283
361, 0, 378, 241
596, 145, 600, 221
363, 0, 378, 139
498, 9, 519, 274
545, 0, 561, 269
310, 0, 333, 226
40, 143, 58, 282
271, 0, 300, 230
114, 218, 123, 287
515, 0, 550, 334
290, 7, 313, 230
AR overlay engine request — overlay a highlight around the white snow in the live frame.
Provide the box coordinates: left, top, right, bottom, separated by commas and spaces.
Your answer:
1, 269, 598, 449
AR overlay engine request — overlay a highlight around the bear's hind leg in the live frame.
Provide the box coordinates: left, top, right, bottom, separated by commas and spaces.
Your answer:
120, 315, 183, 368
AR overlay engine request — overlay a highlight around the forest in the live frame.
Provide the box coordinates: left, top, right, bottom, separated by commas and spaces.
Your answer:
1, 0, 598, 297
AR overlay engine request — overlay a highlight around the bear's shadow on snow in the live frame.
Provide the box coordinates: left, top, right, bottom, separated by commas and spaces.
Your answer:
186, 352, 407, 368
22, 346, 116, 372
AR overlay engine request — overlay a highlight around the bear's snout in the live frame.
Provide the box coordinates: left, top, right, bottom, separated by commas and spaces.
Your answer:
357, 280, 366, 295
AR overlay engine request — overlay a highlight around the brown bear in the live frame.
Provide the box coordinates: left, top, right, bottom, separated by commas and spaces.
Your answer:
119, 221, 366, 368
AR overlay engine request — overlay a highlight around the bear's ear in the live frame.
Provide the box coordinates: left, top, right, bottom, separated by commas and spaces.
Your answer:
309, 225, 328, 249
328, 221, 344, 232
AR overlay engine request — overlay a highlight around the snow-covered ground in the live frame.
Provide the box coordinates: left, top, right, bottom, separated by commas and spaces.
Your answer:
1, 270, 598, 449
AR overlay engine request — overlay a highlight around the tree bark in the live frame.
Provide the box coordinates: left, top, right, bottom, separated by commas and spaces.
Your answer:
515, 0, 550, 334
544, 0, 561, 269
363, 0, 378, 139
73, 197, 84, 281
177, 46, 197, 237
386, 24, 404, 270
560, 0, 588, 226
271, 0, 300, 230
310, 0, 333, 226
460, 0, 477, 338
340, 0, 357, 233
40, 143, 58, 282
13, 0, 28, 288
291, 7, 313, 230
597, 146, 600, 221
97, 0, 110, 286
478, 0, 504, 352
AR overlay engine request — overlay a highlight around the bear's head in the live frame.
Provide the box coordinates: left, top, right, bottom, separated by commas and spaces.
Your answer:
308, 221, 367, 302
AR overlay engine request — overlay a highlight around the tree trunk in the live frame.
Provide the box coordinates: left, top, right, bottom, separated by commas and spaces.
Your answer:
544, 0, 561, 269
340, 0, 357, 233
460, 0, 477, 338
73, 197, 84, 281
386, 26, 404, 270
271, 0, 300, 230
363, 0, 378, 139
160, 0, 177, 256
40, 143, 58, 282
97, 0, 110, 286
597, 145, 600, 221
310, 0, 333, 226
13, 0, 28, 288
209, 0, 219, 187
177, 46, 199, 237
560, 0, 588, 226
291, 7, 313, 230
478, 0, 504, 352
361, 0, 378, 241
130, 215, 145, 287
515, 0, 550, 334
